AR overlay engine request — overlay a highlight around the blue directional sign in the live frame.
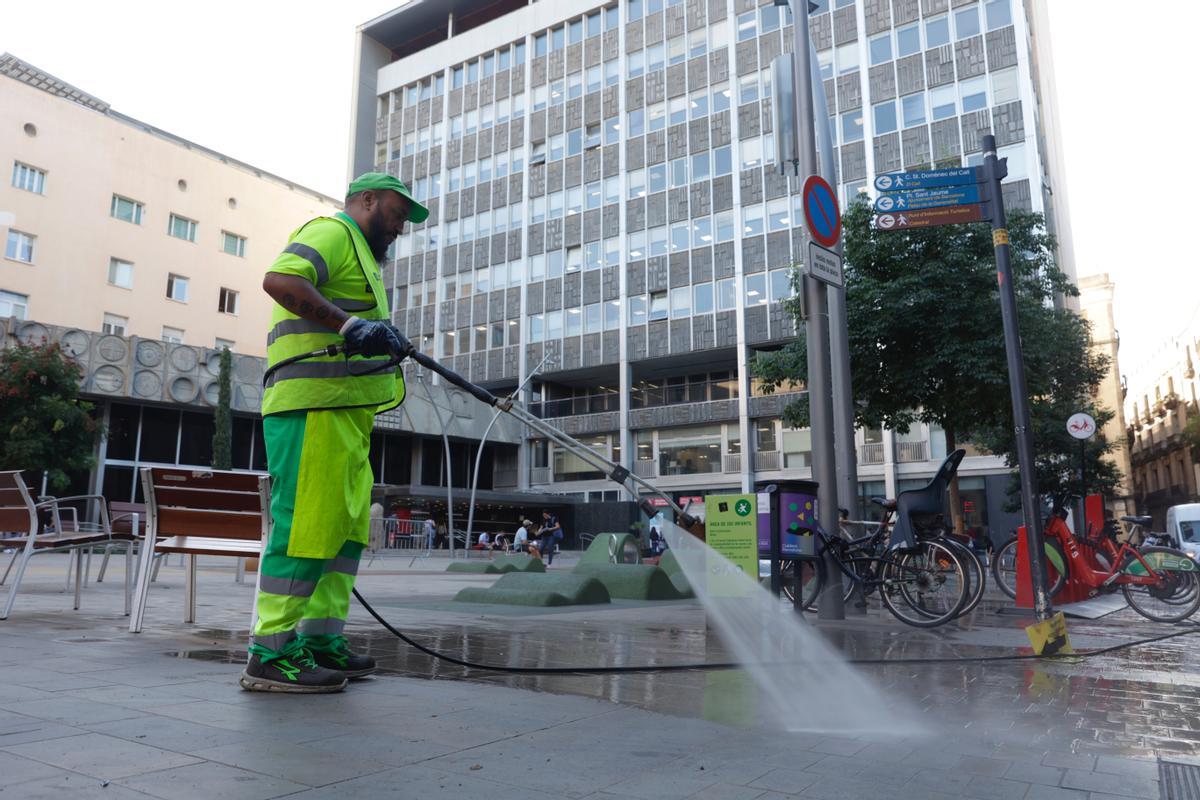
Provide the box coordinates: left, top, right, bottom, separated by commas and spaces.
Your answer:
874, 184, 986, 213
873, 167, 983, 192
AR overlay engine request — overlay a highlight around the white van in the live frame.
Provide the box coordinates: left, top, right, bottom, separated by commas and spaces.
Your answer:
1166, 503, 1200, 556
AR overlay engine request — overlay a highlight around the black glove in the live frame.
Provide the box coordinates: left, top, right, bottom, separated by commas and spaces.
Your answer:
340, 317, 412, 358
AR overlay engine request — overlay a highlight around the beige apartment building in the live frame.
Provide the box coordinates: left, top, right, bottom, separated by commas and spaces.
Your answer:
0, 54, 341, 356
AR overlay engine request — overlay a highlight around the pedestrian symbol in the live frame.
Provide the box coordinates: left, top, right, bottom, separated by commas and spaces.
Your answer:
734, 499, 752, 517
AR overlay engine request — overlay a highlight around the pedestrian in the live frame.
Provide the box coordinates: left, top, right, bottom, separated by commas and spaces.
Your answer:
241, 172, 426, 694
515, 519, 534, 556
423, 516, 437, 550
540, 509, 562, 566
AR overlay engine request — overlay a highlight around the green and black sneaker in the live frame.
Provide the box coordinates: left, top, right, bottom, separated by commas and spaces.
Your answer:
305, 635, 377, 679
239, 641, 347, 694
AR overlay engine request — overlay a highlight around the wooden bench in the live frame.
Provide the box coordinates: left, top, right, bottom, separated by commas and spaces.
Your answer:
129, 467, 269, 633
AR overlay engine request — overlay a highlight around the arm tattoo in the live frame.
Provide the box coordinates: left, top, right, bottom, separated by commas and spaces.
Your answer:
282, 293, 297, 309
315, 305, 331, 320
299, 301, 314, 315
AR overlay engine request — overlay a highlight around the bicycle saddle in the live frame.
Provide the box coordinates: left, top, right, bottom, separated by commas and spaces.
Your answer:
870, 496, 898, 511
1120, 515, 1152, 526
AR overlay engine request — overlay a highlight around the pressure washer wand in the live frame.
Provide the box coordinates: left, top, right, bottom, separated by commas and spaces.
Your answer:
405, 350, 700, 530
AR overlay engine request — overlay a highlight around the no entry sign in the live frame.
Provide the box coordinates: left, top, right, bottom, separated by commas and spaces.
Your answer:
802, 175, 841, 249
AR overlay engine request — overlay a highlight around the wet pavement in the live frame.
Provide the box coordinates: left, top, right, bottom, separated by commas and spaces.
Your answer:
2, 551, 1200, 798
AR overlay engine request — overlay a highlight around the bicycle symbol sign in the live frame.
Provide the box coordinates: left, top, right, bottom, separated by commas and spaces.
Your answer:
1066, 412, 1096, 440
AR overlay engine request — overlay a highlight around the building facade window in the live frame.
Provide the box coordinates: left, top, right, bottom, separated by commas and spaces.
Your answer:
111, 195, 144, 225
5, 230, 35, 263
166, 273, 189, 302
161, 326, 185, 344
168, 214, 196, 242
221, 231, 246, 257
0, 290, 29, 320
11, 162, 46, 194
102, 312, 128, 335
218, 287, 239, 314
108, 258, 134, 289
215, 337, 235, 351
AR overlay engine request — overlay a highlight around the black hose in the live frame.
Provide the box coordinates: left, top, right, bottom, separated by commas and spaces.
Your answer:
353, 588, 1200, 674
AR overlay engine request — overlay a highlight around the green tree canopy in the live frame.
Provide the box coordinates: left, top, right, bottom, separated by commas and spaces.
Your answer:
0, 342, 100, 492
754, 200, 1117, 514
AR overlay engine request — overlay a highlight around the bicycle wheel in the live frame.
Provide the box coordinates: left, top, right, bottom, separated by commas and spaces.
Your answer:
939, 538, 985, 617
992, 537, 1067, 600
1122, 547, 1200, 622
879, 540, 969, 627
779, 557, 824, 610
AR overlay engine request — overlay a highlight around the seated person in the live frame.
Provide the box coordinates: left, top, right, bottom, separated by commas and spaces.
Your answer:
474, 531, 492, 551
516, 519, 540, 557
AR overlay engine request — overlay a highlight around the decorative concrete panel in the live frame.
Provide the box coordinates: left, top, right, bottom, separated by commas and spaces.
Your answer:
1002, 178, 1031, 212
583, 269, 602, 305
507, 287, 521, 319
925, 45, 956, 88
921, 0, 949, 14
626, 20, 644, 53
564, 155, 582, 188
742, 235, 766, 273
647, 130, 667, 165
646, 10, 665, 43
548, 104, 565, 136
628, 325, 647, 360
645, 71, 665, 105
669, 187, 689, 223
603, 265, 619, 301
902, 125, 932, 168
564, 213, 581, 248
715, 310, 738, 347
824, 78, 837, 117
566, 97, 584, 131
896, 54, 925, 96
627, 196, 647, 232
647, 320, 670, 357
714, 241, 735, 279
547, 160, 564, 194
693, 314, 715, 351
894, 0, 919, 23
464, 83, 478, 112
833, 6, 858, 44
740, 168, 764, 205
668, 123, 689, 159
584, 92, 602, 126
767, 230, 792, 269
841, 141, 867, 181
691, 246, 713, 283
710, 47, 730, 84
986, 26, 1018, 70
603, 29, 619, 60
667, 63, 687, 98
956, 35, 987, 79
492, 178, 508, 209
837, 73, 862, 111
712, 174, 734, 211
528, 221, 545, 255
760, 30, 783, 66
491, 232, 506, 265
669, 251, 690, 288
745, 304, 770, 344
546, 216, 565, 250
687, 0, 707, 29
647, 256, 669, 292
647, 191, 668, 227
627, 135, 646, 171
509, 172, 523, 204
582, 332, 603, 367
738, 101, 761, 138
527, 281, 544, 314
930, 118, 961, 161
711, 109, 732, 147
690, 180, 712, 216
670, 318, 691, 353
709, 0, 727, 21
960, 109, 992, 153
865, 0, 891, 34
567, 42, 583, 74
531, 55, 547, 88
993, 101, 1024, 146
602, 330, 619, 363
489, 290, 506, 323
736, 40, 758, 76
627, 260, 647, 295
545, 277, 563, 311
583, 208, 602, 242
687, 55, 708, 93
689, 118, 710, 154
874, 132, 902, 174
869, 63, 896, 103
764, 169, 789, 202
475, 181, 490, 214
493, 122, 509, 154
564, 271, 582, 308
811, 13, 832, 51
603, 85, 619, 118
603, 203, 620, 237
460, 186, 475, 218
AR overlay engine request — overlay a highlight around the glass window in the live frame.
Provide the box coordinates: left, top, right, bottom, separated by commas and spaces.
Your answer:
818, 50, 833, 81
766, 198, 789, 231
955, 5, 980, 39
565, 307, 583, 336
585, 241, 602, 269
736, 11, 757, 41
669, 96, 687, 126
648, 103, 666, 131
605, 299, 620, 329
605, 237, 620, 266
841, 109, 864, 142
649, 291, 668, 321
744, 273, 766, 306
628, 231, 647, 259
606, 5, 620, 29
552, 25, 565, 50
11, 162, 46, 194
586, 10, 601, 37
960, 75, 987, 113
566, 245, 582, 271
670, 157, 688, 188
551, 79, 565, 105
99, 312, 125, 334
168, 214, 196, 242
550, 133, 564, 160
873, 100, 897, 134
691, 216, 712, 247
649, 226, 668, 256
585, 302, 602, 333
161, 326, 185, 344
715, 211, 735, 242
628, 169, 646, 199
587, 65, 602, 93
670, 286, 690, 318
629, 294, 648, 325
586, 181, 602, 210
452, 65, 464, 88
218, 287, 239, 314
548, 249, 564, 276
668, 35, 686, 66
925, 15, 949, 48
836, 42, 859, 74
567, 186, 583, 216
604, 176, 619, 204
690, 91, 708, 120
483, 53, 495, 77
110, 195, 144, 225
741, 138, 763, 170
108, 257, 133, 288
717, 277, 736, 310
529, 253, 546, 280
166, 273, 189, 302
628, 51, 645, 78
760, 4, 781, 32
991, 67, 1019, 104
5, 230, 35, 263
569, 17, 583, 44
769, 268, 791, 301
467, 60, 479, 82
568, 72, 583, 100
648, 163, 667, 193
670, 222, 689, 252
985, 0, 1012, 30
901, 93, 927, 127
896, 23, 920, 57
738, 74, 759, 105
930, 84, 957, 119
869, 32, 892, 65
567, 128, 583, 156
713, 145, 732, 177
711, 82, 731, 114
742, 204, 764, 237
694, 282, 713, 314
689, 28, 707, 58
605, 60, 620, 87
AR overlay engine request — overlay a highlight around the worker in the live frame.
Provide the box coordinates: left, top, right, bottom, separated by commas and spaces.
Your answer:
240, 173, 427, 694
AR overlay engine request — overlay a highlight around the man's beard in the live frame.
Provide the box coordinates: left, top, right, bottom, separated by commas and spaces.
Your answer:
365, 216, 393, 262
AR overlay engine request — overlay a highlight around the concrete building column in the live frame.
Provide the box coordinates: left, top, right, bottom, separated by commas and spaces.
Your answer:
882, 427, 898, 499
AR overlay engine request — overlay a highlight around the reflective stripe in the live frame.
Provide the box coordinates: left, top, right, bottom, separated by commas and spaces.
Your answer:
332, 298, 377, 312
283, 242, 330, 285
297, 617, 346, 635
259, 574, 318, 597
263, 358, 394, 388
266, 318, 331, 347
327, 555, 360, 576
251, 630, 297, 651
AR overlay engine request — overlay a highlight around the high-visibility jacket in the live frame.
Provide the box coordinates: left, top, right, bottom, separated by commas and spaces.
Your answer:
261, 213, 405, 416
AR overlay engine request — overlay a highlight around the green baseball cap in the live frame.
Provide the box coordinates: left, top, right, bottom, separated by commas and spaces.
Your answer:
347, 172, 429, 224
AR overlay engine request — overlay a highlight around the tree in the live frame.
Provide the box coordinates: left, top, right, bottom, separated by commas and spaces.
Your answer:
754, 199, 1115, 528
0, 341, 100, 492
211, 347, 233, 470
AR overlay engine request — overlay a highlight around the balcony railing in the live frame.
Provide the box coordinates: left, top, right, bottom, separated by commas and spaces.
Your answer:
634, 460, 657, 478
723, 453, 742, 473
530, 466, 552, 484
532, 393, 620, 419
896, 441, 928, 463
859, 442, 884, 465
493, 469, 518, 488
753, 450, 781, 471
632, 379, 739, 409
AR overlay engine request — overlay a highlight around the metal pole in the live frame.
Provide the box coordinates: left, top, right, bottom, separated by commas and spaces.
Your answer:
982, 133, 1051, 621
792, 1, 843, 619
417, 374, 454, 558
1079, 438, 1087, 534
465, 353, 552, 554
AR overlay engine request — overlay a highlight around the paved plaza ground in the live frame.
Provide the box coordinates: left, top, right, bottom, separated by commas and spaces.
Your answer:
2, 549, 1199, 798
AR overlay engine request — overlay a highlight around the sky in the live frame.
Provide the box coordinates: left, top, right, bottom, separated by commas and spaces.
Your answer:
2, 0, 1196, 394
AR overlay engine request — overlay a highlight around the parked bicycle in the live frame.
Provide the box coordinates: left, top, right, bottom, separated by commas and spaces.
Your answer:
992, 504, 1200, 622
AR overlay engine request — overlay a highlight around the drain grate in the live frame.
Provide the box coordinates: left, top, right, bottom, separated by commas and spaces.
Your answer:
1160, 760, 1200, 800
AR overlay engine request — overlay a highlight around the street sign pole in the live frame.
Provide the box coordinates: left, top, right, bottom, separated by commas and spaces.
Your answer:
791, 0, 843, 620
983, 133, 1053, 622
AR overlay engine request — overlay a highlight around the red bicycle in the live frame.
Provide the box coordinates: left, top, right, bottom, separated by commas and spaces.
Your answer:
993, 505, 1200, 622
